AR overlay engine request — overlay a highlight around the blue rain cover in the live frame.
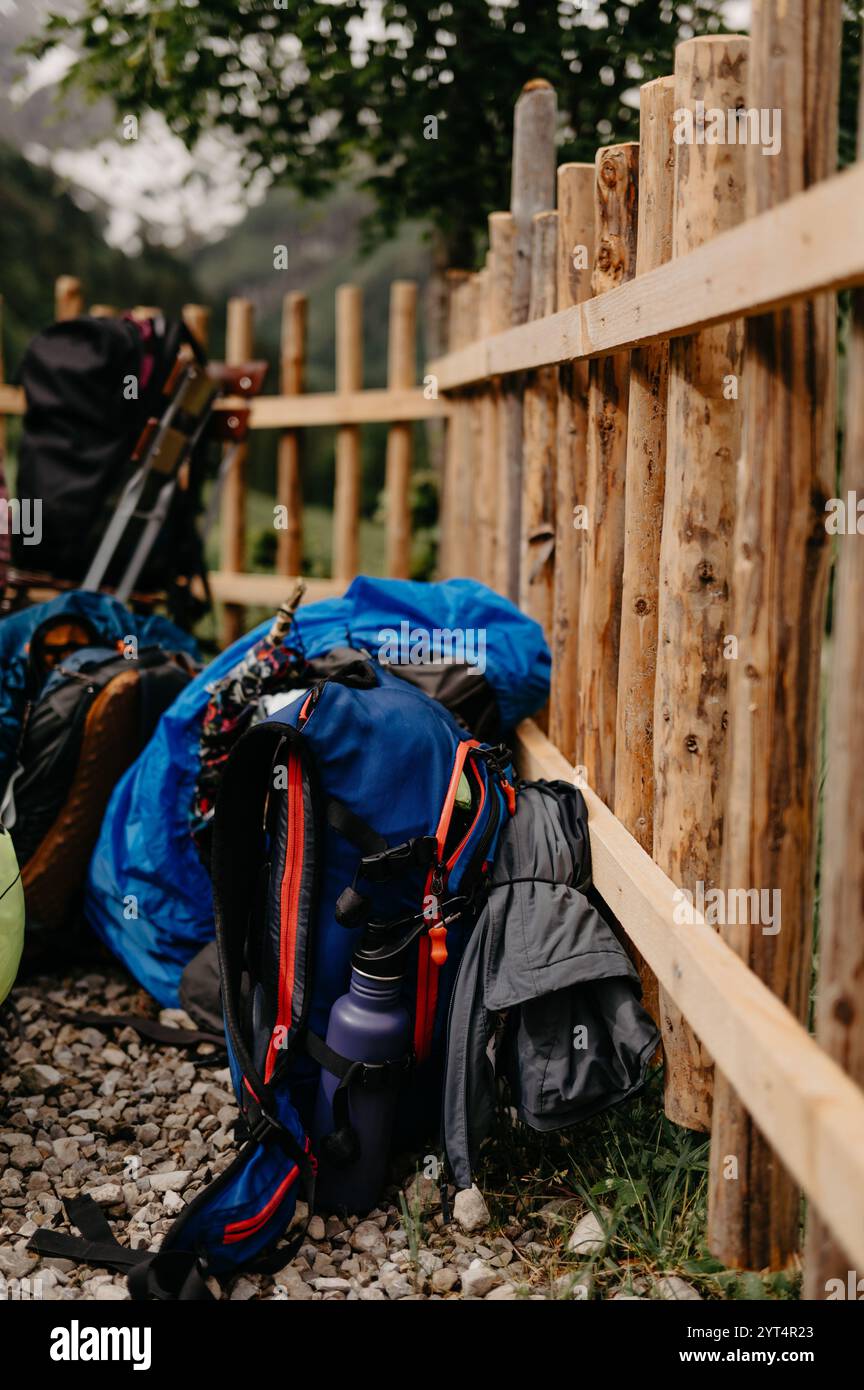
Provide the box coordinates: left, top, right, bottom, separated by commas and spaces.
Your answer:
0, 590, 198, 794
85, 576, 549, 1004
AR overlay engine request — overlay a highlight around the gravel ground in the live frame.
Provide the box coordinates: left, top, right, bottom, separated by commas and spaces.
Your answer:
0, 966, 593, 1302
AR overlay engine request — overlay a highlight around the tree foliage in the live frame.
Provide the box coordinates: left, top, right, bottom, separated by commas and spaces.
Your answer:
30, 0, 733, 264
28, 1, 863, 265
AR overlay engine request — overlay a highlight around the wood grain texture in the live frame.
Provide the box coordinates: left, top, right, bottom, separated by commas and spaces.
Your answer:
276, 292, 306, 577
475, 261, 499, 586
427, 161, 864, 389
385, 281, 417, 578
575, 143, 639, 805
501, 81, 557, 601
652, 37, 749, 1132
549, 164, 595, 764
333, 285, 363, 582
709, 0, 841, 1271
438, 269, 470, 578
613, 75, 676, 1027
213, 388, 445, 430
804, 19, 864, 1300
220, 297, 254, 646
519, 210, 558, 639
488, 213, 517, 594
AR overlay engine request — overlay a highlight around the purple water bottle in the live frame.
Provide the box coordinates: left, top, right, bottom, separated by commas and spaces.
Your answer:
312, 964, 411, 1213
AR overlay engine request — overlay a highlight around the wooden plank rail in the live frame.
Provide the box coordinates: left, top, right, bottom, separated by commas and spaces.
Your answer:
515, 719, 864, 1274
214, 387, 445, 429
427, 159, 864, 388
208, 572, 344, 607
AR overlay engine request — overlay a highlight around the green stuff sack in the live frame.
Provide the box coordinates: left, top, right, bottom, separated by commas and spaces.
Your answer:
0, 824, 24, 1005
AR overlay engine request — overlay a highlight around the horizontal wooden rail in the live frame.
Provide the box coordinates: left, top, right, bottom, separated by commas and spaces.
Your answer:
0, 386, 447, 427
208, 571, 345, 607
514, 719, 864, 1271
429, 161, 864, 390
215, 387, 446, 429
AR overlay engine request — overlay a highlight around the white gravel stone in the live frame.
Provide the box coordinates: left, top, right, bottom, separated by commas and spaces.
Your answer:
460, 1259, 501, 1298
19, 1064, 63, 1094
567, 1209, 609, 1256
148, 1170, 191, 1193
87, 1183, 124, 1206
653, 1276, 702, 1301
453, 1184, 491, 1233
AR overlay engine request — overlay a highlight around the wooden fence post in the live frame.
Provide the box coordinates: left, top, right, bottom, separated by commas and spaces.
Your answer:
221, 297, 254, 646
709, 0, 842, 1270
385, 281, 417, 579
333, 285, 363, 582
488, 214, 516, 593
455, 274, 483, 579
612, 75, 676, 1023
575, 142, 639, 805
437, 269, 469, 579
549, 164, 595, 764
182, 304, 210, 351
277, 292, 306, 577
55, 276, 83, 321
653, 34, 749, 1132
519, 210, 558, 639
500, 79, 557, 602
803, 22, 864, 1301
475, 260, 498, 586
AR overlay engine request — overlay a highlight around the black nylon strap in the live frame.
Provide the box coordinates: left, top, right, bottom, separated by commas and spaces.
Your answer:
71, 1011, 225, 1050
304, 1028, 355, 1081
28, 1195, 150, 1274
326, 798, 387, 855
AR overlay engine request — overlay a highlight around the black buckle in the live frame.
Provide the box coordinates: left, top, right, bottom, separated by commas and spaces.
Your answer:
359, 1054, 413, 1092
359, 836, 438, 883
247, 1106, 282, 1145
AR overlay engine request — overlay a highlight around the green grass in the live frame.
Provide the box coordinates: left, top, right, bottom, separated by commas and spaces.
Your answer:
474, 1069, 801, 1301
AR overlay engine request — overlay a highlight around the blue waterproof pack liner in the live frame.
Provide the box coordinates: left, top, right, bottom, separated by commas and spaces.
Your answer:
0, 589, 198, 795
86, 576, 550, 1004
118, 661, 515, 1294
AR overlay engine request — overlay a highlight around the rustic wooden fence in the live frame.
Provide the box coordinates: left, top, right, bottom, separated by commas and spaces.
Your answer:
1, 0, 863, 1295
429, 4, 864, 1292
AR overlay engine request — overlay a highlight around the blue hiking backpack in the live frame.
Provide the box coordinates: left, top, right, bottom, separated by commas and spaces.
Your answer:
85, 576, 549, 1007
34, 659, 515, 1297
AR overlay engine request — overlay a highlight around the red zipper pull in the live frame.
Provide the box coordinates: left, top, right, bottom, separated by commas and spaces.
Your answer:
428, 923, 448, 967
